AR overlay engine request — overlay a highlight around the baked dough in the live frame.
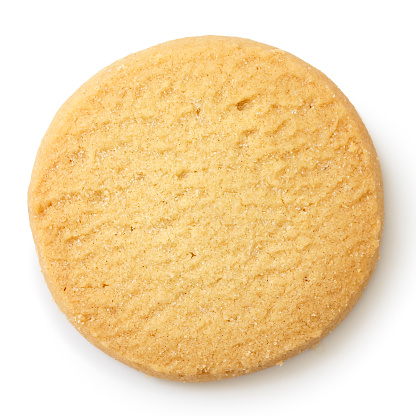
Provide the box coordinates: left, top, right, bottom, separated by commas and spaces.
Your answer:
28, 36, 383, 382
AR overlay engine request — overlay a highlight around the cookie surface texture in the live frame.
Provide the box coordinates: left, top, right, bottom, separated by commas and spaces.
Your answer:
28, 36, 383, 382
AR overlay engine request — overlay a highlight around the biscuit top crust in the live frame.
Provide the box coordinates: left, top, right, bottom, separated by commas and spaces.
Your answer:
28, 36, 383, 381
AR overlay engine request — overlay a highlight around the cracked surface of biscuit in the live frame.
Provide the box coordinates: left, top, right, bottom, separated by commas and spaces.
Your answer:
28, 36, 383, 382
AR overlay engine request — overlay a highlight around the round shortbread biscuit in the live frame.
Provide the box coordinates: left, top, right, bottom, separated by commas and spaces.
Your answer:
28, 36, 383, 382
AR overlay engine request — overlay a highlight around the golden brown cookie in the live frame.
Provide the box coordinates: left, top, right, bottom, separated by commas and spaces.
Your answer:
28, 36, 383, 382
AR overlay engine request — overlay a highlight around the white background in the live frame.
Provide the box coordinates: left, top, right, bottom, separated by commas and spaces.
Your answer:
2, 1, 415, 415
